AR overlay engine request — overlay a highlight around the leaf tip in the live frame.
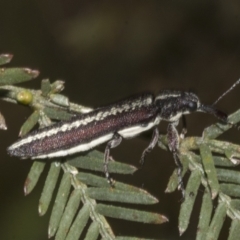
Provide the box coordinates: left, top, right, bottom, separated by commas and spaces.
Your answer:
152, 196, 159, 204
211, 190, 218, 199
24, 68, 40, 78
129, 165, 138, 171
19, 130, 23, 137
165, 187, 171, 193
179, 227, 185, 236
154, 214, 169, 224
24, 177, 31, 195
161, 215, 169, 223
48, 226, 56, 238
230, 157, 240, 165
0, 54, 13, 64
0, 112, 7, 130
38, 202, 45, 216
0, 125, 7, 130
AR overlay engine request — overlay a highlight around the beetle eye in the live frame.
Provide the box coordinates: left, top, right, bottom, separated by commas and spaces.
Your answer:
188, 102, 197, 111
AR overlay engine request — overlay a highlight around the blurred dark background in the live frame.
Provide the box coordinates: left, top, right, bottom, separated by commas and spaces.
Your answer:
1, 1, 240, 239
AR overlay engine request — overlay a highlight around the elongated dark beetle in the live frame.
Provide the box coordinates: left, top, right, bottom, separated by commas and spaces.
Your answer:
8, 81, 240, 197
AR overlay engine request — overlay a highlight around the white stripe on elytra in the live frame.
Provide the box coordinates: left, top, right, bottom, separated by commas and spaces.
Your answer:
9, 96, 153, 150
31, 117, 160, 159
118, 116, 160, 138
155, 93, 181, 100
32, 133, 114, 159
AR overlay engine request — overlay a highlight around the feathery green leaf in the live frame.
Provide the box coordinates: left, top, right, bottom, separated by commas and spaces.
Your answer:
24, 161, 46, 195
39, 162, 61, 216
96, 204, 168, 224
0, 67, 39, 85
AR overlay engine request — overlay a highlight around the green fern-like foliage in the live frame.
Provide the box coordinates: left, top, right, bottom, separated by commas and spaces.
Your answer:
1, 53, 240, 239
159, 109, 240, 240
1, 82, 166, 239
25, 155, 164, 240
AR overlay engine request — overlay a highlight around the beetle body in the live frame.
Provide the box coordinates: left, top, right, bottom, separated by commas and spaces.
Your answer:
7, 90, 228, 197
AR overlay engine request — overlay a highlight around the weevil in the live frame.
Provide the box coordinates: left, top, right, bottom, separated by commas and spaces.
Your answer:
8, 80, 240, 197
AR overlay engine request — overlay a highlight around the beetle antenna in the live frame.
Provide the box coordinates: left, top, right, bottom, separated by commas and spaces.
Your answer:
213, 78, 240, 106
